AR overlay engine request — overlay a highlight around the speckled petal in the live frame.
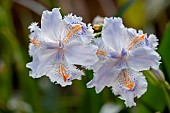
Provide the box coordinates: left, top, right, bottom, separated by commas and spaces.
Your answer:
62, 14, 93, 44
47, 61, 84, 87
112, 69, 147, 107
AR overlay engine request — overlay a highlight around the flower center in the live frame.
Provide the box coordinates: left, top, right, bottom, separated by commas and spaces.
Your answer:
62, 24, 82, 44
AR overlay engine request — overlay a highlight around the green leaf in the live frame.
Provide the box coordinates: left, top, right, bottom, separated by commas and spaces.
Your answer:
143, 70, 169, 112
158, 22, 170, 82
0, 34, 12, 103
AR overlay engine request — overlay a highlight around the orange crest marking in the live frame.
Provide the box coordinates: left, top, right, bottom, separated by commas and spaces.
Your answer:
30, 39, 41, 46
96, 49, 107, 57
62, 24, 82, 44
59, 64, 70, 82
127, 34, 146, 50
122, 70, 135, 91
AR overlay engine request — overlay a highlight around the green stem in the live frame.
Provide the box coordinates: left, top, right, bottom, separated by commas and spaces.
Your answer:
162, 83, 170, 111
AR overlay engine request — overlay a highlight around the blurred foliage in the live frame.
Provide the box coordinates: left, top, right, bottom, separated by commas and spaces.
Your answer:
116, 0, 146, 28
159, 22, 170, 82
0, 0, 170, 113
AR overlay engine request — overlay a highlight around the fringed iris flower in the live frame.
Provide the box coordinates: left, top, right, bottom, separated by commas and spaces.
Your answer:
87, 17, 160, 107
26, 8, 99, 86
26, 8, 161, 107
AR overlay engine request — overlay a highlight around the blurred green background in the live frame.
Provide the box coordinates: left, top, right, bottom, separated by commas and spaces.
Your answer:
0, 0, 170, 113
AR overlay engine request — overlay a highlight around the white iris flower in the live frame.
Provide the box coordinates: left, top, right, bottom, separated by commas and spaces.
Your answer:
87, 17, 160, 107
26, 8, 99, 86
26, 9, 161, 107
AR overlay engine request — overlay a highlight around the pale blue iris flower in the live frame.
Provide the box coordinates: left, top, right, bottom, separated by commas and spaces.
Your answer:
26, 9, 161, 107
26, 8, 99, 86
87, 17, 160, 107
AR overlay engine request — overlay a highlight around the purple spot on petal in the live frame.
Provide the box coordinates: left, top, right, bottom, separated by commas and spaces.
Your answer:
109, 52, 118, 58
46, 42, 57, 49
145, 37, 149, 46
56, 51, 62, 62
118, 60, 124, 69
121, 48, 127, 57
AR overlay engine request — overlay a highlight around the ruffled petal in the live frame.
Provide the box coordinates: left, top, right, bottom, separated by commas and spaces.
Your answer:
41, 8, 63, 42
87, 60, 120, 93
102, 17, 129, 53
28, 22, 44, 56
126, 28, 147, 50
82, 24, 94, 44
62, 14, 93, 44
147, 34, 158, 50
28, 22, 41, 35
65, 40, 99, 66
128, 47, 161, 71
47, 60, 84, 87
27, 48, 58, 78
26, 55, 42, 78
127, 28, 137, 38
64, 13, 82, 24
28, 43, 39, 56
111, 69, 147, 107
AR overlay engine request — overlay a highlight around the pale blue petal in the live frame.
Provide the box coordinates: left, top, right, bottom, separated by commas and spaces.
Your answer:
126, 28, 146, 50
45, 41, 60, 49
112, 69, 147, 107
119, 92, 136, 107
26, 55, 42, 78
80, 24, 94, 44
127, 28, 137, 38
66, 63, 84, 81
28, 43, 37, 56
63, 14, 93, 44
28, 22, 40, 36
47, 61, 84, 87
47, 66, 72, 87
64, 13, 82, 24
102, 17, 129, 53
128, 47, 161, 71
65, 40, 99, 66
41, 8, 63, 42
138, 30, 144, 35
47, 68, 72, 87
27, 48, 58, 78
87, 60, 120, 93
147, 34, 158, 50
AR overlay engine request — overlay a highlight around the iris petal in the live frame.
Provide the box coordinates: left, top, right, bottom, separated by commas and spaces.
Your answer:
128, 47, 161, 71
65, 40, 99, 66
87, 60, 120, 93
112, 69, 147, 107
41, 8, 63, 42
102, 17, 129, 53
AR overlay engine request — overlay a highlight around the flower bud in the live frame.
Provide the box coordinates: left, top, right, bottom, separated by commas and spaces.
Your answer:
92, 16, 104, 25
151, 68, 165, 82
